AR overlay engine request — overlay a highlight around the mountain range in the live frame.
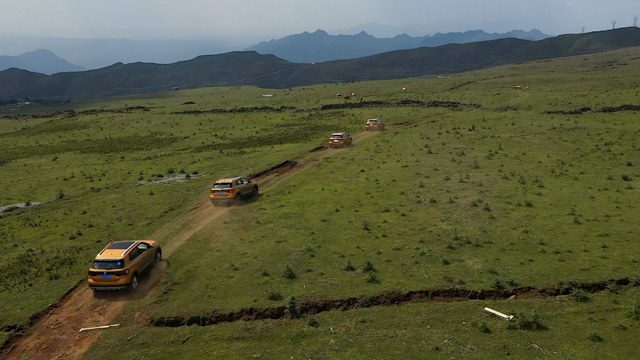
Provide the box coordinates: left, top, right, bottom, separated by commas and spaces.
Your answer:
246, 29, 550, 63
0, 29, 551, 74
1, 27, 639, 101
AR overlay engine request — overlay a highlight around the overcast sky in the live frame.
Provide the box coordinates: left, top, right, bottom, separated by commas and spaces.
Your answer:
1, 0, 638, 42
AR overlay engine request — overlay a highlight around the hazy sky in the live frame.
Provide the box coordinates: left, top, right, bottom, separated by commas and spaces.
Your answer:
1, 0, 638, 41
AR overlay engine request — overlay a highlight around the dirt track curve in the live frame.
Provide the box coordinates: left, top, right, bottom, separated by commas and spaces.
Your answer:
0, 130, 381, 360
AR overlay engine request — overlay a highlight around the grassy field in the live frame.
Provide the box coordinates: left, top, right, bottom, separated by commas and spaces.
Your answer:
1, 47, 640, 356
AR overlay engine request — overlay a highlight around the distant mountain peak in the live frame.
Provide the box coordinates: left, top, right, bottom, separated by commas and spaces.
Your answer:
0, 48, 83, 74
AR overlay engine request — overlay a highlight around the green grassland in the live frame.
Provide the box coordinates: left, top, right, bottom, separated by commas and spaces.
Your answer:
2, 47, 640, 356
86, 287, 640, 359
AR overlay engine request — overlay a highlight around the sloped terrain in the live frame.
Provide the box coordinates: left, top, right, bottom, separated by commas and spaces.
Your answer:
1, 28, 639, 100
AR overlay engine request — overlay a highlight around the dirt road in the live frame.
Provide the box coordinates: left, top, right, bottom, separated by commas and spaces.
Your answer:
1, 130, 381, 360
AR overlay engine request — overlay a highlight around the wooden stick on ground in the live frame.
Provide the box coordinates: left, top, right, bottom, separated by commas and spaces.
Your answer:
79, 324, 121, 333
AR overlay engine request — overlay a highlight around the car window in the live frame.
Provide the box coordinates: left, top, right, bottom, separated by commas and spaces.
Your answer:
92, 260, 124, 269
242, 178, 249, 184
235, 179, 243, 185
129, 248, 142, 261
213, 183, 232, 188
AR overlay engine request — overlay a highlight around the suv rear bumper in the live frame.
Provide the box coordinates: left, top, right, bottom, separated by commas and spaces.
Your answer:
89, 284, 130, 291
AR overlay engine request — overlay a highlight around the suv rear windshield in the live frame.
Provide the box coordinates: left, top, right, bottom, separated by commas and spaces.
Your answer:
92, 260, 125, 269
214, 183, 232, 188
331, 134, 343, 138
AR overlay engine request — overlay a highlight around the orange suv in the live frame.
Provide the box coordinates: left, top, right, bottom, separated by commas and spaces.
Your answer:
366, 118, 385, 131
210, 176, 259, 206
88, 240, 162, 291
328, 132, 353, 148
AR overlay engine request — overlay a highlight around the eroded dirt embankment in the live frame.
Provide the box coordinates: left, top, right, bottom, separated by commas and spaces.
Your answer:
544, 104, 640, 114
152, 278, 636, 327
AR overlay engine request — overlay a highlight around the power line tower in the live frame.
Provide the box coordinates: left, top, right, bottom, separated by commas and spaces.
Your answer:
634, 16, 638, 27
612, 20, 617, 29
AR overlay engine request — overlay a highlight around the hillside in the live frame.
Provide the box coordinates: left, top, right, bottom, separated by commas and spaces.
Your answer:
0, 27, 639, 101
245, 29, 550, 63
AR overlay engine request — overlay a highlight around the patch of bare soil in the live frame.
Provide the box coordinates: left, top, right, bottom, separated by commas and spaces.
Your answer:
1, 127, 385, 360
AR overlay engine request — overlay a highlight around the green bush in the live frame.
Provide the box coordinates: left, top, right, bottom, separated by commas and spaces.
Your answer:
508, 311, 546, 331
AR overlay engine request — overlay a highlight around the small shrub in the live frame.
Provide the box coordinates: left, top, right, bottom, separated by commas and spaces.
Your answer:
56, 190, 65, 200
569, 288, 590, 302
363, 260, 376, 273
266, 289, 282, 301
478, 321, 492, 333
343, 260, 356, 272
283, 265, 296, 279
366, 271, 381, 284
362, 220, 371, 231
588, 331, 603, 342
627, 301, 640, 321
308, 318, 320, 327
621, 174, 632, 182
492, 278, 506, 291
287, 296, 300, 319
303, 245, 315, 257
508, 311, 546, 331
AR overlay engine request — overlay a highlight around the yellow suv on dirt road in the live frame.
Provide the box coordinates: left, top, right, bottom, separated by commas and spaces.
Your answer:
365, 118, 385, 131
210, 176, 259, 206
88, 240, 162, 291
328, 132, 353, 148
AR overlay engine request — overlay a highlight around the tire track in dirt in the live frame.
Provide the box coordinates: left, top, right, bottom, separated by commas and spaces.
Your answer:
0, 127, 387, 360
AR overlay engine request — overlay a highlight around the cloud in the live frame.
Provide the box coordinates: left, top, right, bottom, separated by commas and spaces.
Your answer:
0, 0, 638, 40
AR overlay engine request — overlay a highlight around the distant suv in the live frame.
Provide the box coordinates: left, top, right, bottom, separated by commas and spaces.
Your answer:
366, 118, 385, 131
88, 240, 162, 291
210, 176, 259, 206
328, 132, 353, 148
